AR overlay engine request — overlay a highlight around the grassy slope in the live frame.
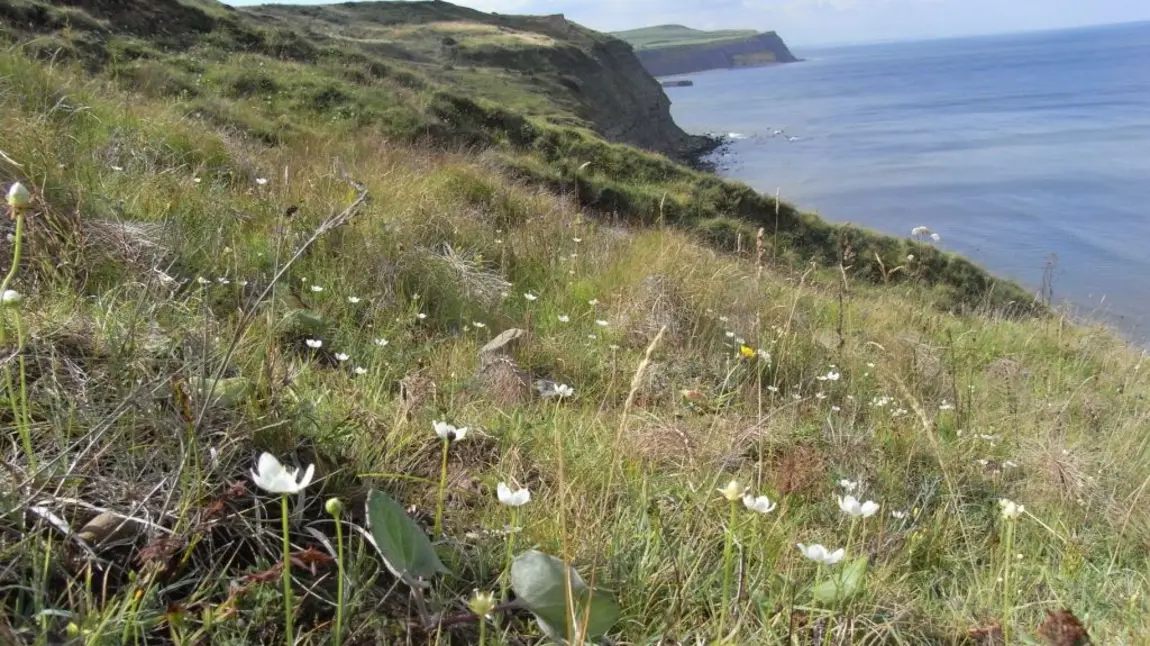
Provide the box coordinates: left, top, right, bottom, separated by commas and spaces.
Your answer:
611, 24, 760, 50
0, 2, 1147, 646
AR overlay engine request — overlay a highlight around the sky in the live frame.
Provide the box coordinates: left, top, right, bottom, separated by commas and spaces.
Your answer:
227, 0, 1150, 47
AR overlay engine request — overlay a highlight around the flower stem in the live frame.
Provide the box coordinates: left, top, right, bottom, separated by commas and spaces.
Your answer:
0, 212, 33, 471
500, 507, 517, 604
333, 508, 345, 646
281, 494, 294, 646
718, 499, 738, 641
1001, 519, 1016, 642
478, 618, 487, 646
433, 438, 450, 537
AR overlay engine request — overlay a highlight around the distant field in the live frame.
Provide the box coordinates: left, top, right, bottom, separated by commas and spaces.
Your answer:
612, 24, 758, 50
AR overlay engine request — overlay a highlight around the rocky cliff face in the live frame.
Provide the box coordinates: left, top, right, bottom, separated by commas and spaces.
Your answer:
634, 32, 798, 77
437, 12, 713, 157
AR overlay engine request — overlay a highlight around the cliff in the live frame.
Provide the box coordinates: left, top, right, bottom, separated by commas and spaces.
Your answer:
0, 0, 710, 159
614, 26, 799, 77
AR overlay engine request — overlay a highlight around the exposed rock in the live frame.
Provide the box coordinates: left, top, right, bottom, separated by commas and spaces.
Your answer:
619, 30, 799, 77
479, 328, 526, 362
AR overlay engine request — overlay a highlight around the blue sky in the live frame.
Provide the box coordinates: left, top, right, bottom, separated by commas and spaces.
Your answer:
228, 1, 1150, 46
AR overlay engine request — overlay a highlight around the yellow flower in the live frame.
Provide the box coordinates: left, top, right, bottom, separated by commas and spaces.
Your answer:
739, 345, 756, 359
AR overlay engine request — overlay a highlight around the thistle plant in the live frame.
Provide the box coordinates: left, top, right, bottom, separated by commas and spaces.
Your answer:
468, 590, 496, 646
250, 453, 315, 646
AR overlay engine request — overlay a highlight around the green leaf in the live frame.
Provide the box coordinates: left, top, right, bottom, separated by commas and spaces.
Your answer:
277, 308, 326, 337
195, 377, 252, 407
811, 556, 868, 605
364, 489, 449, 586
510, 550, 620, 642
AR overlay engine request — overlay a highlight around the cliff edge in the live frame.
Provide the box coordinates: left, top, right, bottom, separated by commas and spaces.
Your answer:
614, 25, 798, 77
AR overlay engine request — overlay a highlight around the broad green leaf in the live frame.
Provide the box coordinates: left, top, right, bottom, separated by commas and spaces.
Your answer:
195, 377, 252, 407
510, 550, 620, 642
365, 489, 449, 586
278, 308, 326, 337
812, 556, 868, 605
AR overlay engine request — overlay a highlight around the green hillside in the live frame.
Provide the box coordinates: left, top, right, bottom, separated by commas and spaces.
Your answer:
612, 24, 759, 50
0, 1, 1145, 645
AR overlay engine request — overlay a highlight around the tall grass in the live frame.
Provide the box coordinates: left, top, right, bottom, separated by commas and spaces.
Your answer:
0, 33, 1147, 646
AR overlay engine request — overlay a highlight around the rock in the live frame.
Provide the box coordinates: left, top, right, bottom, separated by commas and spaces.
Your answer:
479, 328, 526, 361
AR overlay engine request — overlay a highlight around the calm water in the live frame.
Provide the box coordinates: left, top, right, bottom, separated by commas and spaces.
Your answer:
665, 22, 1150, 335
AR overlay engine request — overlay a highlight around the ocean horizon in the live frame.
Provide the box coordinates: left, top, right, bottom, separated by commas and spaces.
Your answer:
665, 20, 1150, 337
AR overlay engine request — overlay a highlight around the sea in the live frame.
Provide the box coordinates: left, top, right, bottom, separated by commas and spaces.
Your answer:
664, 21, 1150, 338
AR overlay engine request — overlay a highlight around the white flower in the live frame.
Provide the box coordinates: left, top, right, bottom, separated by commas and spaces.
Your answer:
757, 349, 771, 362
939, 401, 955, 411
595, 320, 608, 327
717, 480, 744, 502
742, 494, 777, 514
473, 321, 486, 328
193, 177, 202, 184
557, 315, 570, 323
305, 338, 323, 349
838, 495, 880, 518
588, 299, 599, 306
497, 482, 531, 507
608, 344, 620, 351
911, 226, 931, 237
930, 232, 941, 242
7, 182, 31, 209
573, 237, 583, 243
433, 421, 468, 441
725, 331, 735, 338
838, 479, 858, 492
255, 177, 268, 185
353, 366, 368, 375
796, 543, 845, 565
891, 510, 907, 519
416, 313, 427, 320
110, 165, 123, 172
217, 277, 230, 285
196, 276, 211, 285
1, 289, 23, 306
335, 353, 349, 362
250, 452, 314, 495
347, 296, 361, 304
374, 338, 389, 347
817, 370, 841, 382
540, 383, 574, 399
718, 316, 729, 323
310, 285, 324, 293
523, 293, 538, 302
998, 499, 1024, 520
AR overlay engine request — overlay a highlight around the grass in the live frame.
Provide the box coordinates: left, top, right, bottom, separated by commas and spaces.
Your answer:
612, 25, 760, 51
0, 3, 1146, 646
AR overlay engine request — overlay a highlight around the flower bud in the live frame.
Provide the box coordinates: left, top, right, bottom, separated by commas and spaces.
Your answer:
7, 182, 30, 210
325, 497, 344, 516
467, 589, 496, 618
1, 289, 22, 307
